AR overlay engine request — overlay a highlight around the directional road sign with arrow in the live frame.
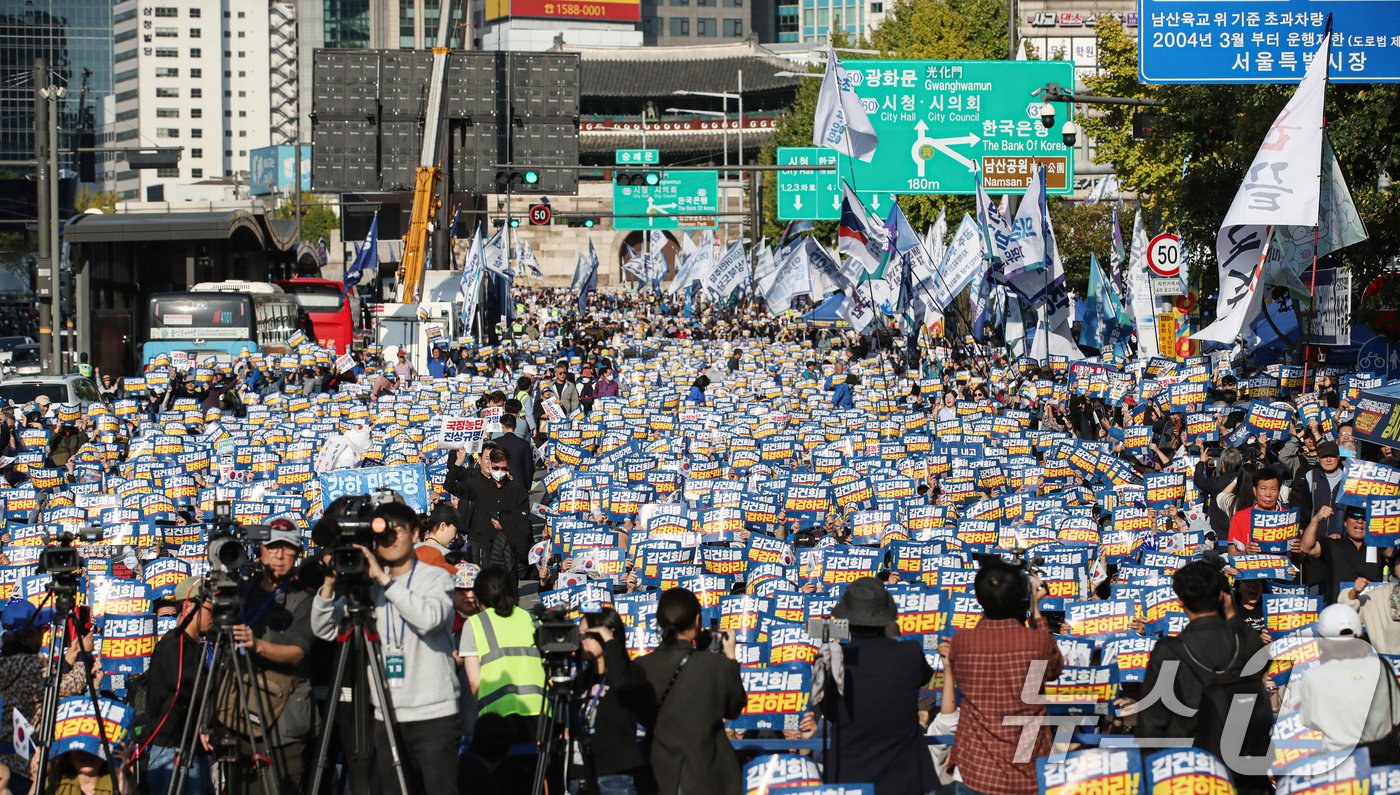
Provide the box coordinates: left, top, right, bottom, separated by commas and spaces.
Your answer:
777, 147, 896, 222
838, 59, 1076, 196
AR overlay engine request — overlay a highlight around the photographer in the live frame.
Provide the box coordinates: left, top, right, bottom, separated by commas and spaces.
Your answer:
228, 520, 317, 794
635, 588, 744, 795
947, 561, 1062, 795
139, 577, 214, 795
569, 609, 653, 795
311, 502, 460, 795
461, 567, 543, 794
816, 577, 937, 794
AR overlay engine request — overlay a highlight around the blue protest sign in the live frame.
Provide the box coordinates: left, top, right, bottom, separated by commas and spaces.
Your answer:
318, 464, 429, 513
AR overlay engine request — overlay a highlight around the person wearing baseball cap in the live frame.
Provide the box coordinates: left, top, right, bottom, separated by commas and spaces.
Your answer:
818, 577, 938, 794
1290, 603, 1400, 758
1299, 440, 1348, 542
1301, 500, 1390, 604
141, 576, 215, 795
230, 516, 317, 792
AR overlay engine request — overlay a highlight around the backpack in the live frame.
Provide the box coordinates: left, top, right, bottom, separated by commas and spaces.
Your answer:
1176, 624, 1273, 773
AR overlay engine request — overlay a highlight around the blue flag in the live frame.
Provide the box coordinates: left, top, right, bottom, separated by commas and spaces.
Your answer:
578, 241, 599, 312
1079, 253, 1132, 356
343, 212, 378, 297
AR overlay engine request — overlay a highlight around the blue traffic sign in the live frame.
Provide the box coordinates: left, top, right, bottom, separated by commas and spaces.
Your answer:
1357, 336, 1400, 381
1138, 0, 1400, 84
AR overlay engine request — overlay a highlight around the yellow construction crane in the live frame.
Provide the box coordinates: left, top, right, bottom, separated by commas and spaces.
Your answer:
396, 5, 455, 304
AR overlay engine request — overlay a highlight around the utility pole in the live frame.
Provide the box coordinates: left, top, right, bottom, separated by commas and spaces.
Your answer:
33, 60, 56, 376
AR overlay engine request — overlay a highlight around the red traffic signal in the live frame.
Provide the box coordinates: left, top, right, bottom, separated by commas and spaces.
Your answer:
528, 203, 551, 226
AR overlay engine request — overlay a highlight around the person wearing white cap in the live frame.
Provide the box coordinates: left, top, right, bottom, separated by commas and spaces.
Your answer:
1288, 604, 1400, 758
230, 518, 318, 793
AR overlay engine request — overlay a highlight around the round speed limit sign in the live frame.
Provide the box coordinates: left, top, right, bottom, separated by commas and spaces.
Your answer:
1147, 232, 1181, 278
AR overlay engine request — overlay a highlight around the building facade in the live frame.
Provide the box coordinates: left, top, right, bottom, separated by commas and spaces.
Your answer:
0, 0, 113, 168
109, 0, 283, 200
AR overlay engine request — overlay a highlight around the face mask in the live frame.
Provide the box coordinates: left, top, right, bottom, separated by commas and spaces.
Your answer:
491, 470, 508, 482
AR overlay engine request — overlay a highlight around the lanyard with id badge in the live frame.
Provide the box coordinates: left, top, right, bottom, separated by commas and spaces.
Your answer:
384, 563, 417, 689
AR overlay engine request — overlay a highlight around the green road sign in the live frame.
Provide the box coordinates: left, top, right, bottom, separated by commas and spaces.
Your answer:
614, 149, 659, 165
775, 147, 897, 221
777, 147, 839, 221
839, 59, 1075, 196
613, 170, 719, 230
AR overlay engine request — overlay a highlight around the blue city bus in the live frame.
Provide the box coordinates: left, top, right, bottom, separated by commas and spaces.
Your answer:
142, 281, 298, 366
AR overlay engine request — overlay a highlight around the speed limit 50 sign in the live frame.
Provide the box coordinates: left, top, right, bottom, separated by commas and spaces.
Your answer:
1147, 232, 1181, 278
528, 203, 551, 226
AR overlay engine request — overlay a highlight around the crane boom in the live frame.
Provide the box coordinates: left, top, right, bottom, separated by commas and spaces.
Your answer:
397, 3, 457, 304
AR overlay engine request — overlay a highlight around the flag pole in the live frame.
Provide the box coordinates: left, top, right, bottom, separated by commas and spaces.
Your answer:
1302, 13, 1333, 388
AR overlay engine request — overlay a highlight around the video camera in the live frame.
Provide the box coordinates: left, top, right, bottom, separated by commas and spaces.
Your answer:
310, 489, 403, 581
534, 607, 581, 684
39, 525, 104, 617
204, 500, 273, 628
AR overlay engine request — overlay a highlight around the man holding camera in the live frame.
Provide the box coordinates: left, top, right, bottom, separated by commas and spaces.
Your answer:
311, 502, 461, 795
947, 562, 1062, 795
228, 519, 318, 794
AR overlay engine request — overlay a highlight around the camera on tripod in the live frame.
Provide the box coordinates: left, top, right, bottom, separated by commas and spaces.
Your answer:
311, 489, 404, 581
204, 500, 273, 628
39, 525, 103, 614
534, 607, 581, 682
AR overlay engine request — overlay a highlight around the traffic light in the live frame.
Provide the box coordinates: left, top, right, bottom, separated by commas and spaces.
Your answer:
509, 218, 521, 228
614, 171, 660, 187
495, 169, 539, 186
566, 217, 596, 228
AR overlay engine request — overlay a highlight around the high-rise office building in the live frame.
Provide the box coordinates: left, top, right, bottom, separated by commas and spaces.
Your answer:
0, 0, 113, 170
110, 0, 286, 200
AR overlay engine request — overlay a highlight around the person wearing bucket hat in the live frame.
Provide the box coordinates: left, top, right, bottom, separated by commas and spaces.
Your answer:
140, 575, 216, 795
815, 577, 937, 794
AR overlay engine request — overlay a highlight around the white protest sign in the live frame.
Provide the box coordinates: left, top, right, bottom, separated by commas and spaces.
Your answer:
439, 416, 486, 453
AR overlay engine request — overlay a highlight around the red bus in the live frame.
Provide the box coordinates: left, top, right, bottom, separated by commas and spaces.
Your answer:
276, 278, 360, 354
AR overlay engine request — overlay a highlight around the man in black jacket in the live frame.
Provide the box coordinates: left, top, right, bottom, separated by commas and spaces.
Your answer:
450, 447, 531, 579
493, 416, 534, 489
1134, 562, 1268, 787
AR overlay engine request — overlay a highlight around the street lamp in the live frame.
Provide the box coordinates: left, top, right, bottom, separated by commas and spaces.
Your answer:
667, 107, 731, 237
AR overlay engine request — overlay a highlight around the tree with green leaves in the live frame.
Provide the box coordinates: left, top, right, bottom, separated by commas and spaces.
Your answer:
272, 192, 339, 243
1080, 17, 1400, 300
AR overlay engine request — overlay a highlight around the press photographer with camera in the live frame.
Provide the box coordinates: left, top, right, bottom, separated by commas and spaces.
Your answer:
567, 609, 652, 795
138, 577, 214, 795
816, 577, 937, 794
227, 520, 318, 794
635, 588, 745, 795
946, 560, 1062, 795
311, 501, 461, 795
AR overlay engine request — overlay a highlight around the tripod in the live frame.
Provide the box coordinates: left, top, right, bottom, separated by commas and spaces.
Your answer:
308, 590, 410, 795
530, 655, 597, 795
34, 579, 114, 788
168, 617, 283, 795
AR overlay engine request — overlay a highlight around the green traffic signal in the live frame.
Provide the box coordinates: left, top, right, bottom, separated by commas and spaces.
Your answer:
583, 218, 594, 228
524, 170, 539, 185
509, 218, 521, 228
645, 172, 660, 186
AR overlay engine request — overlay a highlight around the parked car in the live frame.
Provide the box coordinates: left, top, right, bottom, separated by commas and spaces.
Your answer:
0, 343, 41, 376
0, 375, 102, 409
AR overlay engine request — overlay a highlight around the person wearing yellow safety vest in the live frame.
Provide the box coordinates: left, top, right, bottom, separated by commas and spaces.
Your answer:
461, 565, 545, 789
